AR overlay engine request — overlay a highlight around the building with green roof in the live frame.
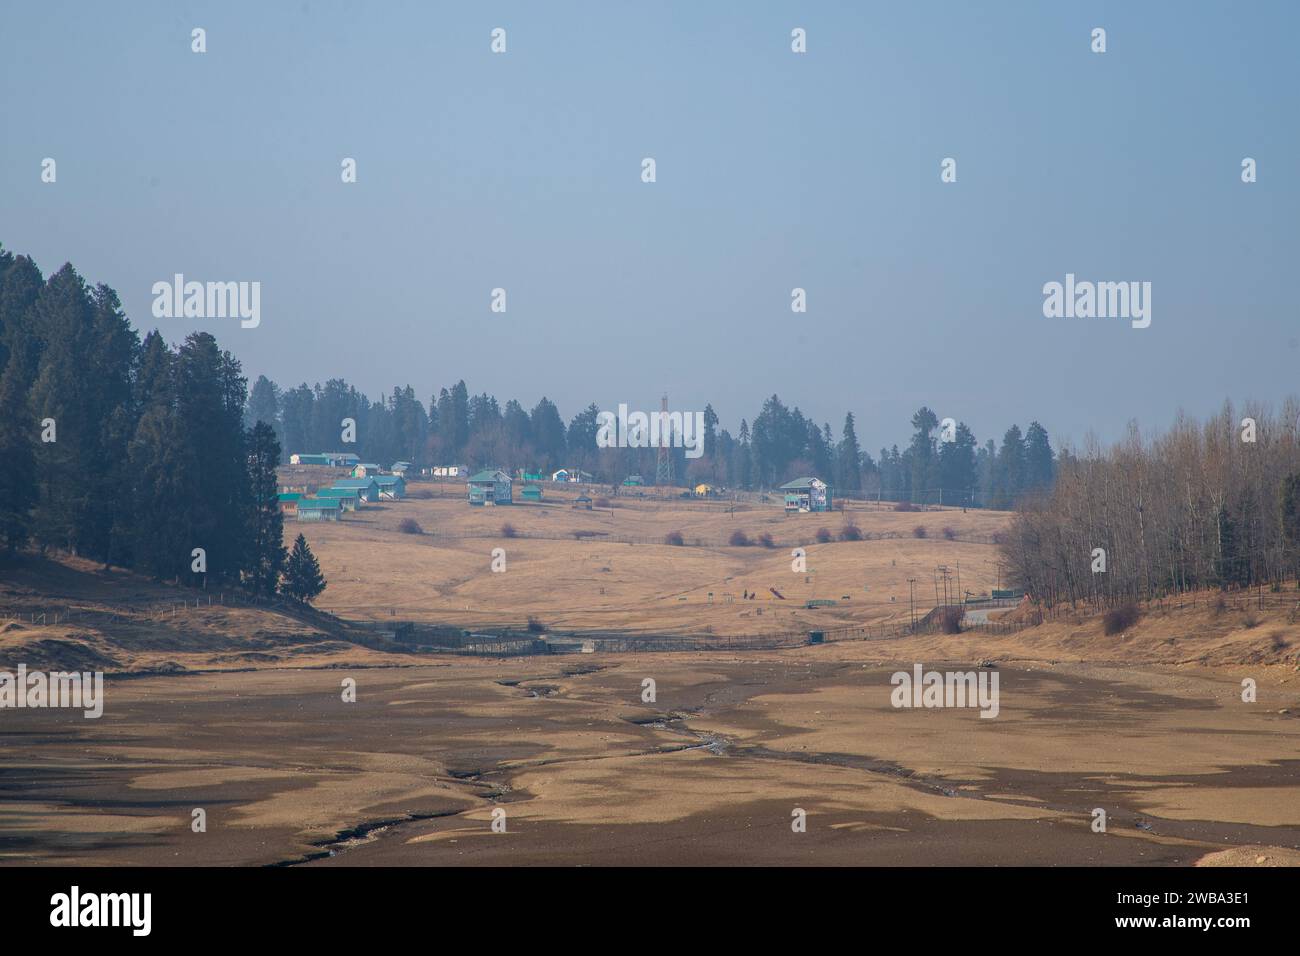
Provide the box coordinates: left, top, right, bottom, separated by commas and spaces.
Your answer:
779, 476, 832, 513
467, 469, 512, 506
332, 478, 381, 502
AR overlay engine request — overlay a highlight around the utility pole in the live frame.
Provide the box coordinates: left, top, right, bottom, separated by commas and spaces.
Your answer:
908, 578, 917, 630
655, 393, 674, 486
934, 565, 953, 607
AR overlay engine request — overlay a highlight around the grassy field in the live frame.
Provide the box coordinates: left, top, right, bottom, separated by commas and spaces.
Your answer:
295, 480, 1010, 635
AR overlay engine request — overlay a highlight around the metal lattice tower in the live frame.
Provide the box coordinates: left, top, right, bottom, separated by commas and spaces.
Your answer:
655, 393, 674, 485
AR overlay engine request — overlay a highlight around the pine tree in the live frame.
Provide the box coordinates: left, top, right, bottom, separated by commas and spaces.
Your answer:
0, 248, 42, 553
245, 422, 286, 595
176, 333, 248, 585
246, 375, 282, 441
530, 396, 566, 470
29, 264, 99, 555
702, 405, 719, 461
908, 407, 940, 504
282, 533, 326, 603
1215, 506, 1244, 587
1023, 421, 1055, 492
993, 425, 1026, 509
280, 384, 314, 457
0, 359, 36, 552
837, 413, 863, 493
128, 339, 199, 581
938, 422, 978, 506
83, 283, 139, 563
736, 419, 753, 490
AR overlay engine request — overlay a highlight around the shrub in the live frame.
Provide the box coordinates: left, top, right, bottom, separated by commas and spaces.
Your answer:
1242, 611, 1260, 629
397, 518, 424, 535
1211, 594, 1227, 615
815, 527, 832, 543
729, 529, 751, 547
912, 525, 927, 539
941, 526, 957, 540
594, 497, 612, 508
758, 532, 775, 548
894, 501, 918, 513
664, 531, 685, 546
1103, 603, 1140, 635
941, 606, 964, 634
501, 523, 517, 538
839, 524, 863, 542
526, 616, 546, 633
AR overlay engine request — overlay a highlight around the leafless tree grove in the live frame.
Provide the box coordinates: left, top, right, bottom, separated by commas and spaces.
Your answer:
1000, 400, 1300, 607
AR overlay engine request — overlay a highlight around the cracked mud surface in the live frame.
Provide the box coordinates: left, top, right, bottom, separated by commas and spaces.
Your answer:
2, 650, 1297, 866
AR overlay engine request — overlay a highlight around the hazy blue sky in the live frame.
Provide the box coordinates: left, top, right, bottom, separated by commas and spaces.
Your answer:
3, 1, 1297, 453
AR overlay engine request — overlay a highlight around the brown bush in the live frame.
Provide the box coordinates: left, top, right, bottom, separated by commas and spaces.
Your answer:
894, 501, 918, 512
526, 616, 546, 633
912, 525, 927, 539
1243, 611, 1260, 629
839, 524, 863, 541
815, 527, 832, 543
941, 606, 964, 634
594, 497, 612, 508
758, 532, 776, 548
1103, 603, 1140, 635
663, 530, 685, 546
397, 518, 424, 535
942, 526, 957, 540
729, 530, 751, 547
500, 523, 517, 538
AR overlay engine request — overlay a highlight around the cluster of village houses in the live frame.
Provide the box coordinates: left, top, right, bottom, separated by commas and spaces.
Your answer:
281, 452, 409, 521
282, 452, 833, 519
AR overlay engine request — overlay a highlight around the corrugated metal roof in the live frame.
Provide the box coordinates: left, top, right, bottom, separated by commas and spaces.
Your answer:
298, 498, 342, 510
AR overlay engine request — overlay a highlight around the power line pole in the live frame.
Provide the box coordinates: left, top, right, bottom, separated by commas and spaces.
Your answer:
655, 393, 674, 486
